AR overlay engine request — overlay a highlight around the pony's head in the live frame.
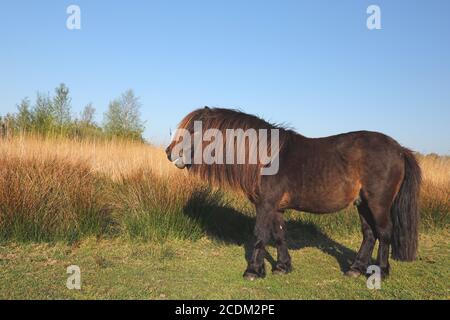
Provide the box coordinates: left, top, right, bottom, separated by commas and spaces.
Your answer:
165, 143, 187, 169
165, 135, 191, 170
165, 107, 209, 169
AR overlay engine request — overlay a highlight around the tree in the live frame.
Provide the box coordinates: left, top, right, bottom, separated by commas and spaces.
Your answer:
53, 83, 72, 126
33, 92, 54, 133
80, 103, 96, 126
3, 85, 146, 142
104, 90, 145, 140
16, 98, 33, 132
104, 99, 122, 134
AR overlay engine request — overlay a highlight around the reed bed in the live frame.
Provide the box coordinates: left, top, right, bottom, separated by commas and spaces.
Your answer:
0, 135, 448, 242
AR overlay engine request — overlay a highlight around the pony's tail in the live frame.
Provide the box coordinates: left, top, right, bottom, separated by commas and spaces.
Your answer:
390, 148, 421, 261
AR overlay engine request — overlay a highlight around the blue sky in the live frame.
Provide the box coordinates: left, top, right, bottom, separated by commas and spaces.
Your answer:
1, 0, 449, 154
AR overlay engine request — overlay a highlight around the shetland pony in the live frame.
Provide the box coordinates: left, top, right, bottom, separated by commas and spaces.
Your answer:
166, 107, 421, 280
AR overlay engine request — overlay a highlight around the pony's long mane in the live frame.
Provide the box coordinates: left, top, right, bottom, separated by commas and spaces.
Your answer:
175, 107, 294, 201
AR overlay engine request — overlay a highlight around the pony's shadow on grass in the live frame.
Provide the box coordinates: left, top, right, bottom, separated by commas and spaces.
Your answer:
184, 192, 358, 273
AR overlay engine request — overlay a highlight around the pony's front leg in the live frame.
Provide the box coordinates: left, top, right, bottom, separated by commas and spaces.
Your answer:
272, 211, 292, 275
243, 203, 274, 280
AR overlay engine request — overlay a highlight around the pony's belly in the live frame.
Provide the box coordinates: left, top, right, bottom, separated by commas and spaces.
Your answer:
281, 181, 361, 214
297, 202, 353, 214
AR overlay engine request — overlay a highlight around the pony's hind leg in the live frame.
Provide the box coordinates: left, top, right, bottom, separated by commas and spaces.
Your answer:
366, 197, 395, 279
371, 206, 393, 279
346, 200, 376, 277
271, 211, 292, 275
358, 157, 403, 279
243, 202, 274, 280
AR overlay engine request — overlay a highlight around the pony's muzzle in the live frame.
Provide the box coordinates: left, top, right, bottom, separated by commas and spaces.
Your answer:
172, 157, 186, 169
166, 145, 189, 169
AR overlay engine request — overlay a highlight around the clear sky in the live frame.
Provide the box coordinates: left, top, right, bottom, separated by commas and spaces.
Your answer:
1, 0, 449, 154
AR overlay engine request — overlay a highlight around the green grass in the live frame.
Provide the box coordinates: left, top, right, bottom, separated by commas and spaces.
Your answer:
0, 231, 448, 299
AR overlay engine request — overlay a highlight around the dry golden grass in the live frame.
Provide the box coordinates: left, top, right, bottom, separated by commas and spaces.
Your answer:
0, 155, 110, 241
0, 135, 448, 242
417, 155, 450, 228
419, 154, 450, 191
0, 135, 213, 241
0, 135, 177, 179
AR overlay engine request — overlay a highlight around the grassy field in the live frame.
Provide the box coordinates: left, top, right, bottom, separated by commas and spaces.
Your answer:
0, 234, 448, 299
0, 135, 449, 299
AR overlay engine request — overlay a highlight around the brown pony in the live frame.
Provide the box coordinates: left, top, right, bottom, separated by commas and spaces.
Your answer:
166, 107, 421, 280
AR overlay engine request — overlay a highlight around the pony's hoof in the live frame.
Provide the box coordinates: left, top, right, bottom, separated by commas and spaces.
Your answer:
345, 269, 362, 278
272, 269, 288, 276
370, 265, 390, 280
243, 273, 258, 281
243, 268, 265, 281
243, 272, 262, 281
272, 264, 292, 275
